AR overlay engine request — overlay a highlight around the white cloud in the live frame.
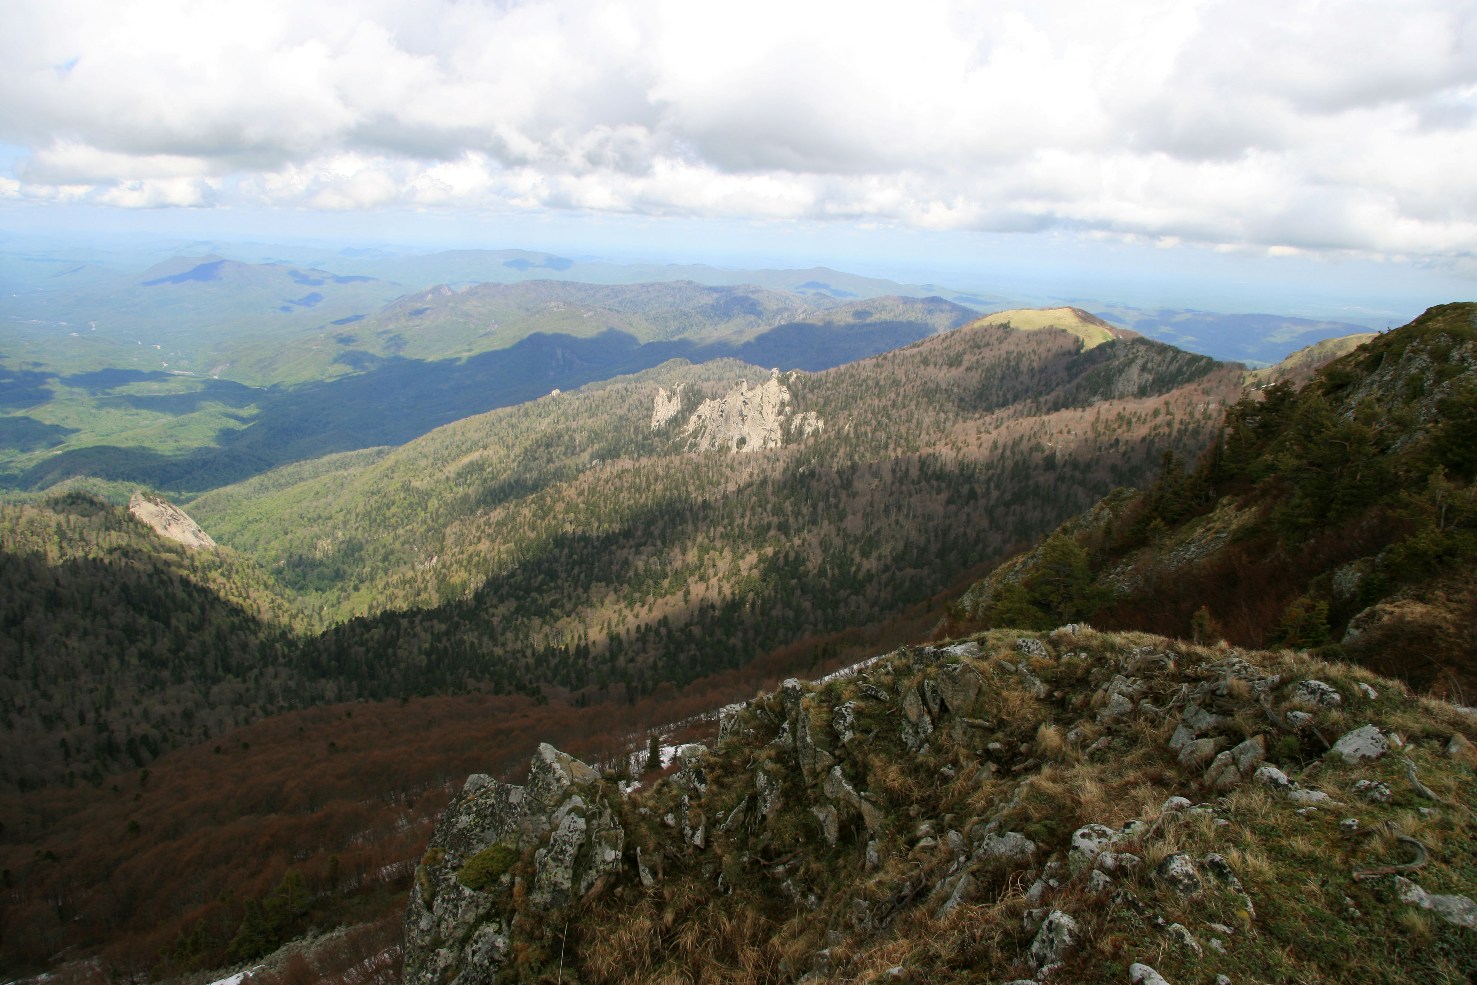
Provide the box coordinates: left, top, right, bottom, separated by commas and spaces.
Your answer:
0, 0, 1473, 268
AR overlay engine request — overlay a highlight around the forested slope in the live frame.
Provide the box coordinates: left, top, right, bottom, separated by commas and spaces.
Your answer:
957, 302, 1477, 698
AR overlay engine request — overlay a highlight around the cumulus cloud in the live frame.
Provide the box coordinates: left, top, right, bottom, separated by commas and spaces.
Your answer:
0, 0, 1474, 262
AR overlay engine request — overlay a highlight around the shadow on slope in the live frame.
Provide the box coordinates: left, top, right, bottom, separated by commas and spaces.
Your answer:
9, 317, 945, 494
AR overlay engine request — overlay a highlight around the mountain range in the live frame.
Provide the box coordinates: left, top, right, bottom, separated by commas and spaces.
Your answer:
0, 245, 1471, 985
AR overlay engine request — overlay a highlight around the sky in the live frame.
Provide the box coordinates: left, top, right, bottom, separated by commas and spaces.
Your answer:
2, 0, 1476, 320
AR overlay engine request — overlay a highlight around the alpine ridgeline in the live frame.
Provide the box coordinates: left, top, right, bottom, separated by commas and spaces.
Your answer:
953, 302, 1477, 700
403, 627, 1477, 984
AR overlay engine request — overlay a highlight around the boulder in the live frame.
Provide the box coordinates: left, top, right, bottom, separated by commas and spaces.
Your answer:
1028, 910, 1079, 978
1330, 724, 1390, 763
1291, 680, 1342, 708
975, 830, 1038, 865
1129, 964, 1173, 985
1394, 877, 1477, 929
1069, 824, 1118, 873
1155, 853, 1202, 897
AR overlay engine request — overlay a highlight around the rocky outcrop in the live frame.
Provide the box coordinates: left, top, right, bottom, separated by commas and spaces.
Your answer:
127, 491, 216, 549
675, 370, 823, 452
650, 384, 684, 429
403, 630, 1477, 984
402, 744, 622, 985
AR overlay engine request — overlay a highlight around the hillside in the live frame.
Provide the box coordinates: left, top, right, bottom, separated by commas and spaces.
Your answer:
0, 319, 1239, 796
0, 494, 308, 788
402, 627, 1477, 985
954, 302, 1477, 699
0, 283, 975, 496
178, 327, 1237, 710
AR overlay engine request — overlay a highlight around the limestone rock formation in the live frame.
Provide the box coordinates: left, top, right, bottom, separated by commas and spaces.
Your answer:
402, 743, 622, 985
650, 384, 684, 429
127, 491, 216, 549
401, 630, 1477, 984
676, 370, 823, 452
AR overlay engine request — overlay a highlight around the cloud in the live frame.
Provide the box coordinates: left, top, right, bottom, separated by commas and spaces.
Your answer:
0, 0, 1473, 267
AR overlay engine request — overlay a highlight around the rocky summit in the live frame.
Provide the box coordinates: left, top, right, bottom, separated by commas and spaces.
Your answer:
401, 627, 1477, 984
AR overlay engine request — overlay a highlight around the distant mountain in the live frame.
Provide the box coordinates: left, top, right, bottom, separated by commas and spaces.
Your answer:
953, 302, 1477, 699
2, 288, 977, 494
1097, 306, 1383, 366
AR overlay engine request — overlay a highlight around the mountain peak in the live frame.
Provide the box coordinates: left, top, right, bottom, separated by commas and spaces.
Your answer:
973, 307, 1137, 349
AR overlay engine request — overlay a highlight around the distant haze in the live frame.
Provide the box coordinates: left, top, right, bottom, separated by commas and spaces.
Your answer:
1, 0, 1474, 321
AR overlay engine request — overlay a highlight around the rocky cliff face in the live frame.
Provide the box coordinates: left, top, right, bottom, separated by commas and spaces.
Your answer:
401, 628, 1477, 984
127, 491, 216, 549
402, 743, 623, 985
657, 370, 824, 452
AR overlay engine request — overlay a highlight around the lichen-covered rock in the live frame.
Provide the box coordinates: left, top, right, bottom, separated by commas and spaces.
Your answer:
402, 744, 621, 985
1292, 679, 1343, 707
935, 662, 985, 720
1330, 724, 1390, 763
1155, 853, 1203, 897
1028, 909, 1079, 978
1069, 824, 1117, 872
1016, 637, 1050, 659
976, 829, 1038, 865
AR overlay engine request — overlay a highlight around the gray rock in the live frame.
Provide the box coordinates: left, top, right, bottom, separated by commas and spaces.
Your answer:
1016, 637, 1050, 659
717, 703, 746, 742
1285, 710, 1313, 728
1253, 765, 1293, 791
675, 742, 708, 767
822, 765, 883, 832
1291, 679, 1342, 707
1357, 683, 1379, 700
936, 662, 986, 716
1232, 735, 1268, 774
1155, 853, 1202, 897
1202, 750, 1242, 791
403, 744, 619, 985
1178, 736, 1225, 768
1025, 857, 1064, 904
1330, 724, 1390, 763
976, 830, 1038, 864
1128, 963, 1173, 985
1288, 788, 1332, 806
1095, 851, 1142, 874
1028, 909, 1079, 978
936, 871, 978, 917
682, 372, 810, 452
832, 702, 857, 744
1161, 795, 1193, 812
1166, 922, 1201, 955
1446, 733, 1474, 759
1394, 877, 1477, 929
811, 803, 841, 845
1086, 869, 1114, 895
754, 766, 782, 818
1069, 823, 1117, 872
